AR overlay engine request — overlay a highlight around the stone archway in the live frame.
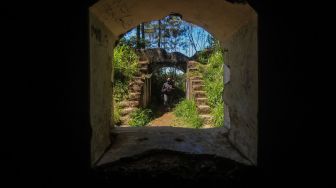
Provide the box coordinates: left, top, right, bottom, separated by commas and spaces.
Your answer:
89, 0, 257, 166
137, 48, 189, 74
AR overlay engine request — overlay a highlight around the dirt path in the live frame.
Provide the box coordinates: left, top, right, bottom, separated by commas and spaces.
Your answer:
148, 112, 178, 127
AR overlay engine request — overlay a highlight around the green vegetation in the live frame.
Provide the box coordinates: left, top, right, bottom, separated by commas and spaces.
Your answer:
113, 44, 139, 81
113, 100, 121, 125
200, 42, 224, 127
113, 44, 139, 125
173, 99, 203, 128
113, 80, 128, 103
121, 15, 214, 56
194, 49, 212, 65
112, 17, 224, 128
129, 108, 153, 127
211, 103, 224, 127
186, 68, 202, 79
113, 44, 139, 103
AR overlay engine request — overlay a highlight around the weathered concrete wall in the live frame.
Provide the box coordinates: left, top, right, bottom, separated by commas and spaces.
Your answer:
137, 48, 189, 72
142, 76, 151, 108
223, 15, 258, 164
90, 12, 116, 165
90, 0, 258, 166
90, 0, 255, 43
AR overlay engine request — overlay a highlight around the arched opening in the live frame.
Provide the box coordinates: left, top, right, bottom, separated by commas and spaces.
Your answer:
150, 66, 186, 114
89, 0, 258, 168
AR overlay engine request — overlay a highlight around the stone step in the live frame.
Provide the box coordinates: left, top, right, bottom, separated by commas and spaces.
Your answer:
139, 65, 148, 70
129, 88, 141, 93
193, 91, 206, 98
118, 101, 139, 108
192, 84, 205, 91
190, 76, 203, 80
197, 105, 211, 114
140, 67, 148, 71
187, 61, 198, 67
191, 80, 204, 85
120, 107, 137, 116
202, 123, 213, 128
138, 61, 149, 65
129, 79, 144, 86
134, 72, 142, 77
195, 97, 208, 105
128, 92, 141, 100
120, 115, 130, 124
133, 76, 144, 81
129, 84, 142, 92
188, 67, 199, 72
200, 114, 213, 124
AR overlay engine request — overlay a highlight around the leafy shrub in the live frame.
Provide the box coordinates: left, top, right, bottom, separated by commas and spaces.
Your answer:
113, 44, 139, 123
114, 80, 128, 102
113, 44, 139, 82
212, 103, 224, 127
195, 49, 213, 65
113, 101, 121, 125
173, 99, 203, 128
200, 42, 225, 127
129, 108, 153, 127
205, 79, 223, 108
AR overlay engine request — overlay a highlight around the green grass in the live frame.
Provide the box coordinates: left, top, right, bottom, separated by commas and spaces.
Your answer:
113, 44, 139, 80
129, 108, 153, 127
212, 103, 224, 127
173, 99, 203, 128
113, 44, 139, 125
113, 99, 121, 125
199, 42, 224, 127
114, 80, 129, 102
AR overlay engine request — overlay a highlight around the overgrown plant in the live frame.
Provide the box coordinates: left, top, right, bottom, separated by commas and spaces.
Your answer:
113, 100, 121, 125
113, 44, 139, 81
173, 99, 203, 128
212, 103, 224, 127
129, 108, 153, 127
201, 41, 225, 127
113, 80, 129, 103
113, 44, 139, 119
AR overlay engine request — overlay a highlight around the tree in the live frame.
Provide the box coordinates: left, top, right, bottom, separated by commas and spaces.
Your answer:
141, 23, 145, 48
136, 25, 140, 49
158, 20, 161, 48
120, 15, 214, 57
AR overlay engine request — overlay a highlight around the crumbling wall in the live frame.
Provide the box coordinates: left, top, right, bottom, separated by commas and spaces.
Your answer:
223, 15, 258, 164
89, 0, 258, 166
90, 13, 116, 165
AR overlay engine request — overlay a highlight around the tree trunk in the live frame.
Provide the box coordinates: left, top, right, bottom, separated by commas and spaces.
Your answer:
141, 23, 145, 49
158, 20, 161, 48
136, 25, 140, 49
188, 25, 198, 53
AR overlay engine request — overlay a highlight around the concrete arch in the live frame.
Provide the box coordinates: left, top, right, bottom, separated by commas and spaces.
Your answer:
90, 0, 255, 43
137, 48, 190, 73
151, 63, 186, 74
89, 0, 258, 166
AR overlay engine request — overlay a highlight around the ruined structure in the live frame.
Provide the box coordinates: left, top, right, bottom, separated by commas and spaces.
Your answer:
89, 0, 258, 165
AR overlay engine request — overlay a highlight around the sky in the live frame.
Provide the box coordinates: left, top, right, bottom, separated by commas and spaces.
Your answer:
122, 18, 213, 57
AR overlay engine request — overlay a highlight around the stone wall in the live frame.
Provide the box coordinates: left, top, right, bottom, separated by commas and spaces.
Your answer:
223, 15, 258, 164
141, 75, 152, 108
137, 48, 189, 72
89, 0, 258, 166
90, 13, 116, 165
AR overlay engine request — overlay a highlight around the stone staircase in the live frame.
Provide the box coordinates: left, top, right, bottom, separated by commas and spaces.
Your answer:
187, 61, 213, 128
118, 60, 149, 126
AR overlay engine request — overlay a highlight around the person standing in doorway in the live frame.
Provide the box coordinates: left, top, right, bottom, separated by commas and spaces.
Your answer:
161, 77, 174, 111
